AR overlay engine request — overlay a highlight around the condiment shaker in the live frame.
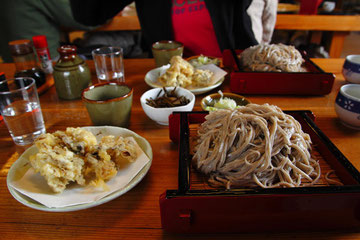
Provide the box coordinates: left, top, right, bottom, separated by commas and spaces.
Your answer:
32, 35, 53, 74
53, 45, 91, 100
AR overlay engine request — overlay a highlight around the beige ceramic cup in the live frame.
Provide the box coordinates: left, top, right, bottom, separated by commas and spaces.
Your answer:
151, 40, 184, 67
82, 82, 133, 127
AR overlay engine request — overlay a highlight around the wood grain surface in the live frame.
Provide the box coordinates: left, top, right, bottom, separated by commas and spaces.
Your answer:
68, 14, 360, 58
1, 58, 360, 239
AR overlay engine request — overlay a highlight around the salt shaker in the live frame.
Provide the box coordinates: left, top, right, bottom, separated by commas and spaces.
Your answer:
53, 45, 91, 100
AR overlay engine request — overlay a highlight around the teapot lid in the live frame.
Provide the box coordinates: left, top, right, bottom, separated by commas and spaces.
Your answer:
8, 39, 33, 56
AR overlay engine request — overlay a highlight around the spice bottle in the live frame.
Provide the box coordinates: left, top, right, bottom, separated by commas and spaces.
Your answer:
32, 35, 53, 74
8, 39, 46, 88
53, 45, 91, 100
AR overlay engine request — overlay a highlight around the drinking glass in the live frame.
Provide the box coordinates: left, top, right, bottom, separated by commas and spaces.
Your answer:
0, 77, 46, 145
92, 47, 125, 83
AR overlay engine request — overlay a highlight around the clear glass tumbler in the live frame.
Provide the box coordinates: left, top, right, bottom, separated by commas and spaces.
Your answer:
92, 47, 125, 83
0, 77, 46, 145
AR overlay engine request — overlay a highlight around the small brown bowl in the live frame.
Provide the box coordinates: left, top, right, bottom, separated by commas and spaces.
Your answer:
201, 92, 250, 111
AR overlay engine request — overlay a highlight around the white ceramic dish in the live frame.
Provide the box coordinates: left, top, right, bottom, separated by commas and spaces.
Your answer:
6, 126, 153, 212
144, 66, 225, 95
335, 84, 360, 129
342, 55, 360, 84
140, 87, 195, 125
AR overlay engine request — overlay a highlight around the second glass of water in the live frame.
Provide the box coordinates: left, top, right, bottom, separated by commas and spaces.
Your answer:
0, 77, 46, 145
92, 47, 125, 83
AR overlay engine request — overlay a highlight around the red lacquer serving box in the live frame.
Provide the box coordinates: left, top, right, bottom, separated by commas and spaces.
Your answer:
222, 49, 335, 95
159, 111, 360, 233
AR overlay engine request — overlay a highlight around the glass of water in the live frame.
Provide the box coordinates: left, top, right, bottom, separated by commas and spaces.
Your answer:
0, 77, 46, 145
92, 47, 125, 83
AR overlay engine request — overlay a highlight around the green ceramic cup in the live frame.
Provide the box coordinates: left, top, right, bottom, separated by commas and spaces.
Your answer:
151, 40, 184, 67
82, 82, 133, 127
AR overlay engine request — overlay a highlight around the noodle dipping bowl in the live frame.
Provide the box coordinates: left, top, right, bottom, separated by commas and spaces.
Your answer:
335, 84, 360, 129
140, 87, 195, 125
201, 92, 250, 111
342, 55, 360, 83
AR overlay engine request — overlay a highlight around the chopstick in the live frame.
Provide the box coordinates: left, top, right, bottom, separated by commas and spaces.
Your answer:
230, 48, 241, 71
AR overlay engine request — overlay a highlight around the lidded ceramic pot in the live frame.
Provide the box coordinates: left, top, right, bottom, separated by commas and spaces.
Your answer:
53, 45, 91, 100
8, 39, 46, 88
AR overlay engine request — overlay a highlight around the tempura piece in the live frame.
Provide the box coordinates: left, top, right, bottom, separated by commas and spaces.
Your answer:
29, 127, 138, 193
158, 56, 194, 87
29, 132, 89, 193
99, 135, 138, 167
158, 56, 214, 87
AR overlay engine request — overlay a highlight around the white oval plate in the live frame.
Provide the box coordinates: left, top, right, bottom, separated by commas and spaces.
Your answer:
144, 66, 225, 95
6, 126, 153, 212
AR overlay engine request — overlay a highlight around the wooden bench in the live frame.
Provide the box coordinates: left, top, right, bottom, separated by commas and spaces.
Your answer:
68, 14, 360, 58
275, 14, 360, 58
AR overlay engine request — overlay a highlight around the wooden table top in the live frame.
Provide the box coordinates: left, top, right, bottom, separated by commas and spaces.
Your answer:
1, 58, 360, 239
90, 14, 360, 32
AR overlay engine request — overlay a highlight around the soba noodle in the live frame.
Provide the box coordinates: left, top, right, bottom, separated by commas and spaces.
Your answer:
240, 43, 305, 72
325, 170, 343, 186
192, 104, 320, 189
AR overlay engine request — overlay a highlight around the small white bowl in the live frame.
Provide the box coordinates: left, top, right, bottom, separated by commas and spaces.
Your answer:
342, 55, 360, 83
140, 87, 195, 125
335, 84, 360, 129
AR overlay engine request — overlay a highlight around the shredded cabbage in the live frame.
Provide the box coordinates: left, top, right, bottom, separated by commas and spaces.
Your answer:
214, 97, 237, 109
205, 90, 239, 112
189, 55, 220, 68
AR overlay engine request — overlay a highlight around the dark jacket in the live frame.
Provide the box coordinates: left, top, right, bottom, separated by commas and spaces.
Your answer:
0, 0, 94, 63
69, 0, 258, 53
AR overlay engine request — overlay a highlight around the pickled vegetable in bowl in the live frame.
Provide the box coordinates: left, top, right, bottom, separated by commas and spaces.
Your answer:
145, 87, 190, 108
140, 87, 195, 125
201, 91, 250, 111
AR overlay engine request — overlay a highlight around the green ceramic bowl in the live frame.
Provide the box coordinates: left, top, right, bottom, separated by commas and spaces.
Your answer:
82, 82, 133, 127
